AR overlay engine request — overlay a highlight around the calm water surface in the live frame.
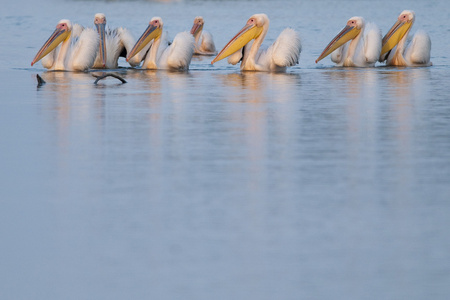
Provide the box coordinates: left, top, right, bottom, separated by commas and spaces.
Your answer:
1, 0, 450, 299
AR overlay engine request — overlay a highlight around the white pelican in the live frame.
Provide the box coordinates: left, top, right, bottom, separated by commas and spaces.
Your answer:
190, 16, 216, 55
31, 19, 99, 71
315, 16, 381, 67
379, 10, 431, 67
92, 13, 143, 69
126, 17, 195, 70
211, 13, 301, 72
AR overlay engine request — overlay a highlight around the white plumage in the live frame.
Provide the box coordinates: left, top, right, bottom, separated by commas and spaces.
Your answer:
127, 17, 194, 70
316, 17, 381, 67
212, 14, 301, 72
228, 28, 301, 70
32, 20, 99, 71
379, 10, 432, 67
92, 13, 142, 69
190, 16, 216, 55
143, 31, 194, 70
333, 22, 381, 67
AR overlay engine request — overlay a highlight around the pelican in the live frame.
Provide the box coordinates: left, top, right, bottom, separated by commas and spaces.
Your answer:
211, 13, 301, 72
379, 10, 431, 66
92, 13, 143, 69
315, 17, 381, 67
126, 17, 195, 70
190, 16, 216, 55
31, 19, 99, 71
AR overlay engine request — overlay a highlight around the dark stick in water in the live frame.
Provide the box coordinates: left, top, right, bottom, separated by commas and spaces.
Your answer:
92, 73, 127, 85
36, 74, 46, 87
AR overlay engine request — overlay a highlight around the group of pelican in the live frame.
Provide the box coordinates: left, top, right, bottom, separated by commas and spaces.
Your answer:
316, 10, 431, 67
31, 10, 431, 73
31, 14, 198, 71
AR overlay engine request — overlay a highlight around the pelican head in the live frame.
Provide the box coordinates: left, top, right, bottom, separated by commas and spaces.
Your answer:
211, 13, 267, 64
94, 13, 106, 25
94, 13, 107, 67
380, 10, 415, 56
190, 16, 204, 36
31, 19, 72, 66
315, 16, 364, 63
126, 17, 163, 62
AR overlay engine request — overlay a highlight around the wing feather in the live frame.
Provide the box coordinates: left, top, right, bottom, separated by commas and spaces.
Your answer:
105, 28, 123, 68
407, 30, 431, 66
200, 31, 216, 53
271, 28, 301, 67
166, 31, 194, 70
363, 22, 382, 64
69, 28, 99, 71
72, 24, 84, 38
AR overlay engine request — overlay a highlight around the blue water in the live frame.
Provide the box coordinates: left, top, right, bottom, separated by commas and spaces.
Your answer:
1, 0, 450, 299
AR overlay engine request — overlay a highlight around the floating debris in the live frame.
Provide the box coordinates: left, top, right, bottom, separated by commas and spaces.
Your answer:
36, 74, 46, 87
92, 73, 127, 85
